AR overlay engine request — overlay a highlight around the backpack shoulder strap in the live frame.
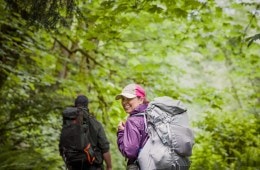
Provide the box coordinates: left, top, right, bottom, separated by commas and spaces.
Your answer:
131, 112, 148, 132
132, 112, 146, 116
76, 107, 90, 124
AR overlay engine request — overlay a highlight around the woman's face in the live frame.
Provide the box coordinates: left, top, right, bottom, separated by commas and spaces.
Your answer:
121, 96, 144, 114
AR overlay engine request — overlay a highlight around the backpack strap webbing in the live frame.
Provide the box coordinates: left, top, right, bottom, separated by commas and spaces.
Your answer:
77, 107, 91, 150
132, 112, 147, 133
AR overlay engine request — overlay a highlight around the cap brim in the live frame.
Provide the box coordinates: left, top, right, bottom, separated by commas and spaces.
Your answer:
115, 93, 136, 100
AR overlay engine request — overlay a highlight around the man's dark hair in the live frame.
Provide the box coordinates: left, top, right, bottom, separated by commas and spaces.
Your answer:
74, 95, 88, 107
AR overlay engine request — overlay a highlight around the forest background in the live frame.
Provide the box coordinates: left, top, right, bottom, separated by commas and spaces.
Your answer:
0, 0, 259, 169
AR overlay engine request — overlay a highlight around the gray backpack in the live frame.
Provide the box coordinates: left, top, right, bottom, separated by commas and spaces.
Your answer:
137, 96, 194, 170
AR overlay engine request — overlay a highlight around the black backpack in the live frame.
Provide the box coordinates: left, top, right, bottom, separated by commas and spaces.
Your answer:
59, 106, 96, 165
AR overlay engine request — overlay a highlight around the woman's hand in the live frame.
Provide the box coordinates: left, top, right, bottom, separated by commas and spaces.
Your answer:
118, 121, 125, 131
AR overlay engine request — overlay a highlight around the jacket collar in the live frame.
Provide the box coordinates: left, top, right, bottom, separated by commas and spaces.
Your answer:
130, 104, 148, 115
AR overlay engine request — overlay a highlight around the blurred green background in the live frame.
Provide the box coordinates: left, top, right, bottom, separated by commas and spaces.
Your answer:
0, 0, 259, 169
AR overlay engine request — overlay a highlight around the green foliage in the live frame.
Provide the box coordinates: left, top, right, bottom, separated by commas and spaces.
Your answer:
3, 0, 78, 29
0, 0, 259, 169
246, 33, 260, 47
0, 145, 63, 170
192, 111, 259, 170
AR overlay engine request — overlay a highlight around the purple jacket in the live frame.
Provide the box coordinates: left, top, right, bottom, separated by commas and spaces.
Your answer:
117, 104, 148, 164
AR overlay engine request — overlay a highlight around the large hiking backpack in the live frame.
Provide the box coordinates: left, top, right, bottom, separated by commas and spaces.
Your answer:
137, 96, 195, 170
59, 107, 97, 166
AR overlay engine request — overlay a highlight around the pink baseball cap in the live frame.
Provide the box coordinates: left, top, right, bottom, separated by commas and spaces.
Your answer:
115, 84, 146, 100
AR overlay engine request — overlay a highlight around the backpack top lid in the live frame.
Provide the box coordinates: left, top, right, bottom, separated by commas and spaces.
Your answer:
62, 106, 89, 120
63, 107, 78, 118
149, 96, 187, 115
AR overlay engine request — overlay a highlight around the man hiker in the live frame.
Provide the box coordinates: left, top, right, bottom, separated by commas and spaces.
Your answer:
59, 95, 112, 170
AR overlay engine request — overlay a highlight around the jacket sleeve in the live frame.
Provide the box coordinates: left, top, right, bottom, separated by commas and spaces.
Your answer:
117, 117, 142, 159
